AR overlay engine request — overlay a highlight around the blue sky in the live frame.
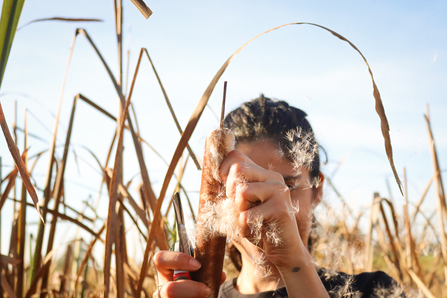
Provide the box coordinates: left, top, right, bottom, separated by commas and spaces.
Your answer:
1, 0, 446, 258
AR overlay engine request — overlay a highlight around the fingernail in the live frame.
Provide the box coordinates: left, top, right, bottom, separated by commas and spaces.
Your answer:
204, 287, 211, 297
189, 258, 201, 269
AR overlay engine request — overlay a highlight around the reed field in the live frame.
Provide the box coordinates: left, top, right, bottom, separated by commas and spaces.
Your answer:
0, 1, 446, 297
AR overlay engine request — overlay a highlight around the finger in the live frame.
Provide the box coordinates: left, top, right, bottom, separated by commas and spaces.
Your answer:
235, 181, 289, 211
238, 199, 293, 240
221, 271, 226, 285
219, 150, 253, 181
156, 280, 210, 298
154, 251, 201, 280
222, 152, 284, 200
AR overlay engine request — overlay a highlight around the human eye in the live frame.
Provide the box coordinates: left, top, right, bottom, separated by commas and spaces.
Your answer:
285, 180, 300, 192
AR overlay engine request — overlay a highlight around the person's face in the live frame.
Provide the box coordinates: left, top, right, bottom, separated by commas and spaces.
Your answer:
234, 139, 323, 259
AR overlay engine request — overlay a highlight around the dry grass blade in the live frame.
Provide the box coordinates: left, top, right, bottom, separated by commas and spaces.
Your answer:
0, 255, 20, 265
59, 243, 73, 294
164, 155, 188, 217
115, 207, 126, 298
25, 255, 53, 298
379, 198, 403, 281
78, 29, 125, 100
118, 196, 147, 238
0, 103, 43, 222
71, 224, 105, 298
0, 167, 17, 210
403, 168, 423, 280
0, 156, 2, 298
1, 274, 16, 298
129, 0, 152, 19
124, 49, 169, 250
76, 33, 168, 251
41, 95, 79, 293
78, 94, 117, 121
104, 64, 135, 296
407, 269, 436, 298
366, 193, 381, 271
118, 182, 149, 227
17, 17, 103, 31
7, 211, 19, 290
32, 29, 78, 284
424, 109, 447, 286
143, 49, 201, 170
16, 110, 28, 298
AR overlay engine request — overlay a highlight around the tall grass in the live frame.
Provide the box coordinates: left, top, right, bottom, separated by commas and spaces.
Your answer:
0, 1, 444, 297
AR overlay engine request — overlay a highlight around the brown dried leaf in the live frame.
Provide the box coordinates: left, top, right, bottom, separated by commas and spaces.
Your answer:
0, 102, 43, 222
18, 17, 103, 31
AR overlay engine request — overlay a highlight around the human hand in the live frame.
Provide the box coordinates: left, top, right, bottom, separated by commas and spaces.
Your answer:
219, 147, 310, 269
153, 251, 226, 298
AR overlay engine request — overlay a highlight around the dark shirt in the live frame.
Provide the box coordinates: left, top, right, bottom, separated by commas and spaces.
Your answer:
218, 268, 405, 298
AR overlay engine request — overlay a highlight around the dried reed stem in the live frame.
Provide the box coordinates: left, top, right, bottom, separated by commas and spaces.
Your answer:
70, 224, 105, 298
40, 95, 79, 295
0, 103, 42, 220
31, 28, 78, 285
424, 107, 447, 286
129, 0, 152, 19
16, 110, 28, 298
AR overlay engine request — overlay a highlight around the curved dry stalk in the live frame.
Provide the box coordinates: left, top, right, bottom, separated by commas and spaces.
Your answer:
137, 22, 402, 298
138, 21, 402, 296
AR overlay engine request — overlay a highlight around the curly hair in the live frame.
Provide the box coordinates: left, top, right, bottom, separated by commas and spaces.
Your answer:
223, 94, 320, 180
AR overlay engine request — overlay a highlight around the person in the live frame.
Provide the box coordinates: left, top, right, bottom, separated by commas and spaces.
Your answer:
154, 95, 405, 298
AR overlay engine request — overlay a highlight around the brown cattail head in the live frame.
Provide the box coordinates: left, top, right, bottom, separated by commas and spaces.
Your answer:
191, 128, 235, 298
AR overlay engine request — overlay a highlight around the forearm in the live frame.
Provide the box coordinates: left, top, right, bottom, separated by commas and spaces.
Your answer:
277, 252, 329, 298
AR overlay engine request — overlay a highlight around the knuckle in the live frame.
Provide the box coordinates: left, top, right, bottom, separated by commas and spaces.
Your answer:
229, 162, 244, 175
236, 182, 249, 198
227, 149, 243, 160
271, 171, 285, 182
